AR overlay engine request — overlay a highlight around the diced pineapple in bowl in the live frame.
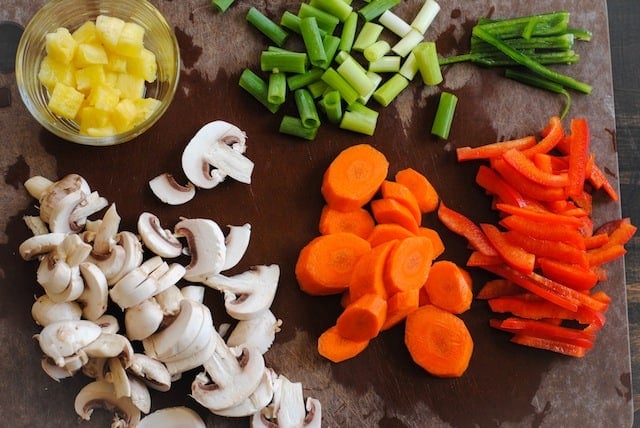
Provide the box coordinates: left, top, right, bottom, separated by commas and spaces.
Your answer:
15, 0, 180, 146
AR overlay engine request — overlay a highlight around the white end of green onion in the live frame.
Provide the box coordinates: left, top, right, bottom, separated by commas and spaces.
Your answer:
411, 0, 441, 35
392, 28, 424, 57
378, 10, 412, 37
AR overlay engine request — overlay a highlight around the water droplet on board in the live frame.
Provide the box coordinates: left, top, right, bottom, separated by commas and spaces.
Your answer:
0, 21, 24, 74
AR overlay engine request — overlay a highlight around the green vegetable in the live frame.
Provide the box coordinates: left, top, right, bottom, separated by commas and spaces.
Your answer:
373, 73, 409, 107
319, 90, 343, 123
321, 67, 360, 105
364, 40, 391, 62
411, 0, 440, 34
300, 17, 328, 68
368, 56, 401, 73
267, 72, 287, 105
358, 0, 401, 22
238, 69, 280, 113
295, 88, 321, 128
337, 55, 375, 96
310, 0, 353, 22
287, 67, 324, 91
431, 91, 457, 140
298, 3, 340, 34
246, 7, 289, 47
338, 11, 358, 52
504, 69, 571, 119
414, 42, 442, 85
353, 22, 384, 52
280, 115, 319, 140
212, 0, 234, 12
340, 102, 379, 135
260, 50, 308, 74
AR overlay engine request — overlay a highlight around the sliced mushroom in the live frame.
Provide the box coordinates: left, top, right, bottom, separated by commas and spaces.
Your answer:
181, 285, 205, 303
163, 330, 216, 378
95, 314, 120, 335
87, 245, 127, 285
203, 264, 280, 320
181, 120, 253, 189
82, 357, 108, 380
125, 298, 164, 341
69, 190, 109, 228
36, 253, 72, 296
213, 367, 276, 417
78, 262, 109, 321
253, 374, 322, 428
35, 319, 102, 366
221, 223, 251, 271
31, 295, 82, 327
174, 218, 226, 281
41, 356, 77, 382
137, 212, 183, 258
48, 189, 88, 234
47, 266, 85, 303
60, 234, 92, 267
138, 406, 206, 428
81, 333, 134, 366
23, 214, 49, 236
24, 175, 55, 200
149, 173, 196, 205
129, 375, 152, 414
110, 257, 165, 309
19, 232, 66, 260
226, 309, 282, 354
74, 379, 141, 425
106, 356, 132, 398
110, 231, 144, 284
155, 263, 186, 295
155, 285, 184, 317
127, 353, 172, 392
92, 203, 121, 256
29, 174, 90, 224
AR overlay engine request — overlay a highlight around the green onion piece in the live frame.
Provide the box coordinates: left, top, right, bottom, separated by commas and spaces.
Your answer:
368, 56, 401, 73
378, 9, 412, 37
504, 68, 572, 119
472, 25, 591, 94
308, 80, 330, 98
340, 103, 379, 135
319, 89, 343, 123
391, 28, 424, 57
280, 115, 319, 140
321, 67, 360, 105
431, 91, 457, 139
337, 56, 375, 96
399, 51, 419, 80
310, 0, 353, 22
287, 68, 324, 91
323, 34, 342, 65
338, 11, 358, 52
212, 0, 235, 12
414, 41, 442, 85
260, 50, 308, 74
359, 71, 382, 104
295, 88, 321, 128
246, 7, 289, 47
298, 3, 340, 34
353, 22, 384, 52
364, 40, 391, 62
359, 0, 401, 22
267, 72, 287, 105
373, 73, 409, 107
300, 17, 329, 68
280, 11, 327, 36
334, 50, 349, 64
238, 69, 280, 113
411, 0, 440, 34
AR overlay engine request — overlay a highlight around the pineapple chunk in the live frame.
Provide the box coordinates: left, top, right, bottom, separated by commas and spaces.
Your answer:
127, 48, 157, 82
48, 82, 85, 119
87, 85, 120, 111
116, 22, 145, 57
75, 64, 106, 92
38, 56, 76, 93
95, 15, 125, 51
111, 98, 138, 132
72, 21, 98, 44
78, 106, 116, 136
73, 43, 108, 68
116, 73, 145, 100
105, 51, 128, 73
45, 27, 77, 64
133, 97, 161, 123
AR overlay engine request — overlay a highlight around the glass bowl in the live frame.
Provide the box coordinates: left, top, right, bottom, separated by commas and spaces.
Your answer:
15, 0, 180, 146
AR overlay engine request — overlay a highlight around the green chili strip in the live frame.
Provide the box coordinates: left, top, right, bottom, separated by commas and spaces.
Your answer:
353, 21, 384, 52
280, 115, 319, 140
439, 49, 579, 67
359, 0, 401, 22
340, 102, 379, 135
300, 17, 328, 68
310, 0, 353, 22
238, 69, 280, 113
505, 68, 572, 119
414, 42, 442, 85
212, 0, 235, 13
267, 72, 287, 105
470, 33, 575, 53
373, 73, 409, 107
338, 11, 358, 52
294, 88, 321, 128
431, 91, 458, 139
472, 25, 591, 93
246, 7, 289, 47
321, 67, 360, 105
319, 89, 343, 123
287, 68, 324, 91
298, 3, 340, 35
260, 50, 308, 74
476, 11, 570, 40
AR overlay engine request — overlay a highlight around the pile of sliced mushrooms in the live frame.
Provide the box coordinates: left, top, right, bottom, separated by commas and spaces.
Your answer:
18, 121, 321, 427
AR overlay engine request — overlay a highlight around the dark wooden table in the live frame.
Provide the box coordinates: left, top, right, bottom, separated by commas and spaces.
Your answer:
608, 1, 640, 426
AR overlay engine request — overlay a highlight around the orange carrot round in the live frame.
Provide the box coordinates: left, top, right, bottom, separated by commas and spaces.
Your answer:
296, 232, 371, 296
349, 240, 396, 300
321, 144, 389, 212
371, 198, 420, 233
422, 260, 473, 314
384, 236, 434, 295
367, 223, 415, 247
381, 288, 420, 331
336, 293, 387, 341
417, 227, 445, 258
319, 204, 375, 238
380, 180, 422, 224
317, 325, 370, 363
404, 304, 474, 378
394, 167, 439, 213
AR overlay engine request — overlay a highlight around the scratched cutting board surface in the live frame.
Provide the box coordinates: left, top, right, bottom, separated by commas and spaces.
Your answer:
0, 0, 632, 426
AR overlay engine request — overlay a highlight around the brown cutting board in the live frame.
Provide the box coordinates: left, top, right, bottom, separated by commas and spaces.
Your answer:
0, 0, 632, 426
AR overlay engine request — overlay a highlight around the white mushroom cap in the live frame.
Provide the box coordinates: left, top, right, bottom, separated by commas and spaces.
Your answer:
174, 218, 226, 282
95, 314, 120, 335
36, 320, 102, 366
31, 294, 82, 327
138, 406, 206, 428
19, 232, 66, 260
149, 173, 196, 205
74, 379, 141, 425
125, 298, 164, 341
137, 212, 183, 258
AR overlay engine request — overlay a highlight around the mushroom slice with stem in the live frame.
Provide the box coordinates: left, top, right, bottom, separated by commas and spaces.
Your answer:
163, 329, 216, 378
221, 223, 251, 272
174, 218, 226, 282
124, 298, 164, 341
154, 263, 186, 295
69, 190, 109, 229
127, 353, 172, 392
203, 264, 280, 321
226, 309, 282, 354
110, 231, 144, 285
41, 356, 76, 381
149, 173, 196, 206
36, 253, 72, 296
23, 214, 49, 236
83, 357, 108, 380
181, 285, 205, 303
60, 234, 92, 267
92, 203, 121, 257
47, 266, 85, 303
106, 356, 132, 398
95, 314, 120, 335
48, 189, 88, 234
74, 379, 141, 426
28, 174, 90, 224
181, 120, 253, 189
81, 333, 134, 366
138, 406, 206, 428
35, 319, 102, 367
31, 294, 82, 327
129, 375, 152, 414
253, 374, 322, 428
137, 212, 183, 258
110, 257, 165, 309
213, 367, 277, 417
78, 262, 109, 321
19, 232, 66, 260
155, 285, 184, 317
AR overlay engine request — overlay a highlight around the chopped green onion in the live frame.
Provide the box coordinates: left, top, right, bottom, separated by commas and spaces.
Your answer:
280, 115, 319, 140
212, 0, 235, 12
340, 102, 379, 135
308, 79, 330, 98
353, 22, 384, 52
260, 50, 308, 74
322, 34, 342, 65
319, 89, 343, 123
309, 0, 353, 22
431, 91, 457, 139
363, 40, 391, 62
321, 67, 360, 105
368, 56, 401, 73
246, 7, 289, 47
267, 72, 287, 105
294, 88, 321, 128
391, 28, 424, 57
287, 67, 324, 91
338, 11, 358, 52
411, 0, 440, 35
414, 41, 442, 85
373, 73, 409, 107
238, 69, 280, 113
280, 11, 327, 36
399, 51, 419, 80
359, 71, 382, 104
358, 0, 401, 22
300, 17, 329, 68
378, 10, 412, 37
298, 3, 340, 35
337, 55, 375, 96
504, 68, 571, 119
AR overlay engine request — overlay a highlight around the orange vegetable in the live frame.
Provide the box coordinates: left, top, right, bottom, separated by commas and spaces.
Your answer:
417, 227, 445, 258
480, 223, 536, 274
318, 205, 376, 239
456, 135, 536, 161
295, 232, 371, 295
318, 325, 370, 363
321, 143, 389, 212
381, 288, 420, 331
476, 279, 523, 300
349, 240, 396, 300
336, 293, 388, 341
367, 223, 415, 247
394, 167, 439, 213
404, 305, 474, 378
383, 236, 434, 295
371, 197, 420, 233
422, 260, 473, 314
380, 180, 422, 224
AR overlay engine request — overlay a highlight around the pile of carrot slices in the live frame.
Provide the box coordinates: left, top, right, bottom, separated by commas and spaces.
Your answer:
296, 144, 474, 378
443, 115, 636, 357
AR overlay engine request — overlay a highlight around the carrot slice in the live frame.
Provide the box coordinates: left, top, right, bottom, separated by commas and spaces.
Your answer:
349, 240, 396, 300
384, 236, 434, 295
404, 304, 474, 378
295, 232, 371, 295
371, 198, 420, 233
317, 325, 370, 363
380, 180, 422, 224
381, 288, 420, 331
318, 205, 375, 239
416, 227, 445, 258
394, 167, 439, 213
321, 144, 389, 212
367, 223, 415, 247
336, 293, 388, 341
456, 136, 537, 161
422, 260, 473, 314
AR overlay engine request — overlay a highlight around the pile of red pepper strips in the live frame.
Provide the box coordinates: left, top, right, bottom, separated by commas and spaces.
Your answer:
438, 116, 636, 357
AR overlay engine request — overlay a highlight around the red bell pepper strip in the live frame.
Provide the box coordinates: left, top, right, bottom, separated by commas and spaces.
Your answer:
596, 218, 638, 247
500, 215, 586, 250
521, 116, 565, 157
510, 334, 589, 357
475, 165, 527, 207
480, 223, 536, 274
588, 163, 619, 201
584, 233, 609, 250
504, 230, 589, 268
466, 250, 504, 267
437, 202, 499, 256
537, 257, 599, 291
502, 148, 570, 188
587, 244, 627, 267
456, 135, 537, 161
566, 118, 590, 197
528, 270, 608, 313
491, 158, 567, 202
476, 279, 523, 300
491, 317, 595, 349
495, 202, 583, 228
